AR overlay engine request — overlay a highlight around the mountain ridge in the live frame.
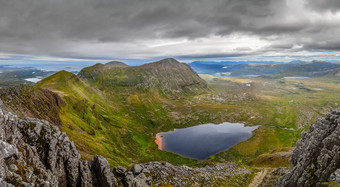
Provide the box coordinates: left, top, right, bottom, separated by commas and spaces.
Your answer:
105, 61, 129, 67
78, 58, 208, 94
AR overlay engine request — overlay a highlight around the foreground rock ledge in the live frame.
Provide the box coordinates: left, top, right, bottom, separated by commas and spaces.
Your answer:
0, 100, 149, 187
277, 110, 340, 186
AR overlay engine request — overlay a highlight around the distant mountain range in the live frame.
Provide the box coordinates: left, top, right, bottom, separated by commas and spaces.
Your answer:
188, 60, 340, 77
0, 67, 54, 87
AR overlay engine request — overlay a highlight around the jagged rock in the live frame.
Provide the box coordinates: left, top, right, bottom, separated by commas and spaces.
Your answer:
259, 167, 289, 187
277, 109, 340, 186
123, 171, 135, 187
0, 100, 117, 186
0, 141, 17, 158
91, 155, 116, 187
133, 161, 250, 186
114, 166, 127, 177
131, 164, 143, 175
0, 99, 155, 187
129, 173, 150, 187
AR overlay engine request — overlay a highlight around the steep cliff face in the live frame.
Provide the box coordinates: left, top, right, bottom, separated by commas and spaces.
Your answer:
0, 100, 149, 187
278, 110, 340, 186
0, 85, 64, 125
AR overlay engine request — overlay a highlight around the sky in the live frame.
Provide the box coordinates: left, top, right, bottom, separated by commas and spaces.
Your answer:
1, 0, 340, 65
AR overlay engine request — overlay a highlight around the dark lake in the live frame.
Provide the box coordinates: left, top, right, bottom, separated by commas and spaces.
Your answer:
155, 122, 259, 160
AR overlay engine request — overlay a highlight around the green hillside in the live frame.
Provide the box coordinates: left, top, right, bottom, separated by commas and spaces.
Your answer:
78, 58, 208, 94
4, 58, 337, 169
34, 59, 210, 167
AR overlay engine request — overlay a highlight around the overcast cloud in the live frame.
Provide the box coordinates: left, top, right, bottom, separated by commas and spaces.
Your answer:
0, 0, 340, 63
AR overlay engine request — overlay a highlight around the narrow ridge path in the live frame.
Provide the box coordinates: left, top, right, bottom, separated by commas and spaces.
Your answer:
249, 168, 270, 187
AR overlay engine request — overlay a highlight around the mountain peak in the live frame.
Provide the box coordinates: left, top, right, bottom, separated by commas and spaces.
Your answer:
105, 61, 128, 67
141, 58, 185, 69
77, 58, 208, 94
158, 58, 180, 63
154, 58, 181, 65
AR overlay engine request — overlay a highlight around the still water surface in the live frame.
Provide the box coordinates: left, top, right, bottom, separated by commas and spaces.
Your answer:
155, 122, 259, 160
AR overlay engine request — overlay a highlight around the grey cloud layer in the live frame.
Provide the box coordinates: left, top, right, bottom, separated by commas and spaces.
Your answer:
0, 0, 339, 60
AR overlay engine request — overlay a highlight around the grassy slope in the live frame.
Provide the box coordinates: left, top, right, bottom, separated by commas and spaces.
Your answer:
35, 70, 202, 167
199, 74, 340, 165
35, 65, 340, 168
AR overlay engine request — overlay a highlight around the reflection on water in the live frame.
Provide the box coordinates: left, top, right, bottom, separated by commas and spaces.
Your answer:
155, 122, 259, 160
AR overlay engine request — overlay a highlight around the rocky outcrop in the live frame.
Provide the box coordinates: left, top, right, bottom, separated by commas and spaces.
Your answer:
133, 161, 251, 186
0, 100, 148, 186
277, 110, 340, 186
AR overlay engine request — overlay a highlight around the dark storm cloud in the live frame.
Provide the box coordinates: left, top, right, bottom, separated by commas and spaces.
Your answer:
0, 0, 339, 60
306, 0, 340, 13
178, 52, 254, 59
304, 39, 340, 50
0, 0, 285, 41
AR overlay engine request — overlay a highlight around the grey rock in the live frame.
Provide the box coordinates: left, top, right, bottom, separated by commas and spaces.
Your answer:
131, 164, 143, 175
91, 155, 116, 187
0, 99, 121, 187
114, 166, 127, 177
134, 161, 251, 186
0, 141, 17, 158
123, 171, 135, 187
130, 173, 150, 187
277, 109, 340, 186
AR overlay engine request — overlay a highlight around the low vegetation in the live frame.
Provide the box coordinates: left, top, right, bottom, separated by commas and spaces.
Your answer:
2, 59, 339, 170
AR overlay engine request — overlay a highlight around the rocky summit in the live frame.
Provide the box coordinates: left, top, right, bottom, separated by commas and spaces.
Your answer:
277, 110, 340, 186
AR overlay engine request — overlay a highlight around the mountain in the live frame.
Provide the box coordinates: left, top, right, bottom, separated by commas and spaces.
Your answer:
1, 57, 340, 186
31, 58, 210, 167
0, 68, 54, 88
188, 61, 288, 75
189, 60, 340, 78
1, 94, 338, 186
105, 61, 129, 67
326, 68, 340, 77
230, 63, 296, 76
0, 101, 255, 186
277, 61, 340, 77
277, 110, 340, 186
78, 58, 208, 94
